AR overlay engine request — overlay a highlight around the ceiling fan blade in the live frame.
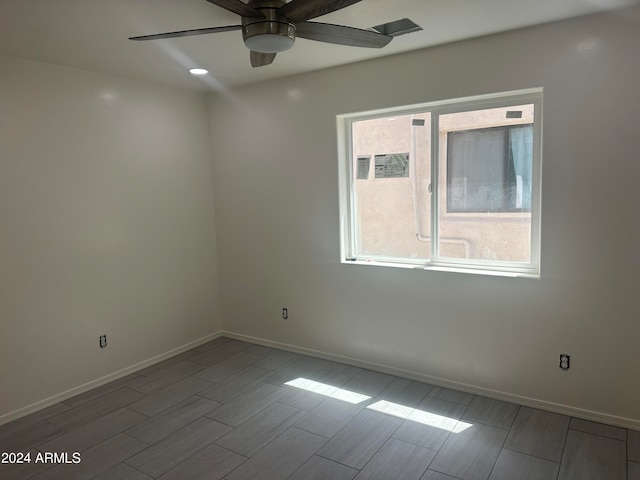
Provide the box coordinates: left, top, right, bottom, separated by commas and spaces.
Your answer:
250, 51, 277, 67
278, 0, 362, 23
205, 0, 265, 18
296, 22, 392, 48
130, 24, 241, 41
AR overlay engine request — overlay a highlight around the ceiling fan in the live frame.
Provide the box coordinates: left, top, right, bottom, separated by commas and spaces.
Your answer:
130, 0, 394, 67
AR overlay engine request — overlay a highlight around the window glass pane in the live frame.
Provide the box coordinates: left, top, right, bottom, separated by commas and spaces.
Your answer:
351, 113, 431, 259
356, 156, 370, 179
448, 128, 507, 212
438, 105, 534, 262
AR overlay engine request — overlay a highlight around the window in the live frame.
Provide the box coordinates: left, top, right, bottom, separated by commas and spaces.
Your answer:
356, 156, 371, 179
337, 89, 542, 276
447, 125, 533, 213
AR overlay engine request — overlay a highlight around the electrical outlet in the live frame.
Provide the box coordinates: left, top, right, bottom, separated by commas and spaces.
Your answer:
559, 354, 570, 370
282, 307, 288, 320
99, 335, 107, 348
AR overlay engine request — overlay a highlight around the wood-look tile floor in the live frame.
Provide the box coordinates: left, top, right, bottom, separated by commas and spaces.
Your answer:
1, 337, 638, 480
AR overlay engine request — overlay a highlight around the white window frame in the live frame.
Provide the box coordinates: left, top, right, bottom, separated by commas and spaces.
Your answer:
337, 88, 543, 277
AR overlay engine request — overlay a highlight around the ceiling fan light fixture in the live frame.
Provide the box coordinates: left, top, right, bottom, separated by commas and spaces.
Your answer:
243, 22, 295, 53
130, 0, 400, 68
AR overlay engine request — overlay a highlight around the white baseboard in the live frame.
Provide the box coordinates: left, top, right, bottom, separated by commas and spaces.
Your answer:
0, 331, 223, 426
222, 330, 640, 431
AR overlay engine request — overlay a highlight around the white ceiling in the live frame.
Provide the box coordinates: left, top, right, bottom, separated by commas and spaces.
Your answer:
1, 0, 637, 90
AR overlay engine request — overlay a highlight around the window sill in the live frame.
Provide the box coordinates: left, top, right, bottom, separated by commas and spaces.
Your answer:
343, 259, 539, 279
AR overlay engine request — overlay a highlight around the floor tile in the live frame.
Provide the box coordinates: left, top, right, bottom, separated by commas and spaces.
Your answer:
48, 387, 145, 430
225, 427, 327, 480
420, 470, 461, 480
342, 370, 395, 398
393, 421, 451, 454
253, 349, 301, 371
0, 448, 54, 480
288, 455, 358, 480
354, 438, 435, 480
92, 463, 154, 480
197, 366, 271, 403
316, 408, 403, 469
461, 396, 519, 430
294, 397, 364, 438
262, 369, 306, 388
376, 377, 433, 408
236, 342, 266, 357
190, 340, 255, 366
215, 402, 307, 457
194, 352, 263, 383
428, 386, 474, 406
31, 433, 146, 480
135, 350, 201, 377
429, 423, 508, 480
315, 362, 363, 387
629, 429, 640, 462
39, 408, 146, 453
206, 381, 287, 427
557, 430, 625, 480
269, 356, 334, 384
278, 386, 326, 411
488, 448, 559, 480
2, 338, 635, 480
228, 340, 255, 350
392, 397, 467, 451
244, 343, 275, 356
126, 395, 220, 443
157, 444, 246, 480
0, 403, 70, 442
127, 377, 212, 417
0, 421, 66, 452
125, 417, 231, 478
128, 361, 205, 394
193, 336, 233, 353
569, 417, 626, 441
504, 407, 570, 462
261, 369, 296, 386
63, 374, 142, 408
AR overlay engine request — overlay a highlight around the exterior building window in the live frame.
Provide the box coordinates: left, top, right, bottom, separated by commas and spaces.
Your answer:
447, 125, 533, 213
356, 156, 371, 179
337, 88, 542, 276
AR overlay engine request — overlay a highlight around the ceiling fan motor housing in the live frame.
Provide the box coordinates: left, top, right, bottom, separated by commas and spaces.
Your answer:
242, 0, 296, 53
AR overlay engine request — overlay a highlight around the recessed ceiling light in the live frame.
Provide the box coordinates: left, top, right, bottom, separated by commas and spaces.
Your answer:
189, 68, 208, 75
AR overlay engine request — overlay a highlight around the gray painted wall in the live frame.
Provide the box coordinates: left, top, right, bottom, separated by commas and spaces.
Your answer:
0, 56, 221, 420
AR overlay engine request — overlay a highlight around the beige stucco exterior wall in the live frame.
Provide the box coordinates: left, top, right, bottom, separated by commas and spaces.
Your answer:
352, 105, 534, 262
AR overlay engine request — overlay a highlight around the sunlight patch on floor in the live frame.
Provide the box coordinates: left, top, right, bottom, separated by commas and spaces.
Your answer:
285, 377, 371, 404
367, 400, 472, 433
